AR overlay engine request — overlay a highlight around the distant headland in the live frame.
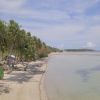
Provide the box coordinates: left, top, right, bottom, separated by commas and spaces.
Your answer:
64, 49, 95, 52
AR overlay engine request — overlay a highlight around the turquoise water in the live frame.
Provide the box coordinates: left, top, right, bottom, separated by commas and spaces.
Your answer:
45, 52, 100, 100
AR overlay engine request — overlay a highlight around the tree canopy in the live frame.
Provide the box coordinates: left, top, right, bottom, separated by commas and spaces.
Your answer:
0, 19, 60, 61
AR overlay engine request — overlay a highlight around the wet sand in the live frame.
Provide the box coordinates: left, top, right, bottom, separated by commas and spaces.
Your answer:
0, 59, 48, 100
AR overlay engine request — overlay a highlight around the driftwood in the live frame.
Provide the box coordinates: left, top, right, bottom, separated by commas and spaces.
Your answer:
14, 63, 28, 71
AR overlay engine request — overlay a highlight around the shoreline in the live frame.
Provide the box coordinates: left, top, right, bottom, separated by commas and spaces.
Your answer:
49, 52, 100, 56
39, 60, 48, 100
0, 58, 48, 100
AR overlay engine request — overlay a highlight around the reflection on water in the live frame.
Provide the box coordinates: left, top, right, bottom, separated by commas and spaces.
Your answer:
76, 65, 100, 82
45, 52, 100, 100
76, 69, 90, 82
76, 66, 100, 82
91, 65, 100, 71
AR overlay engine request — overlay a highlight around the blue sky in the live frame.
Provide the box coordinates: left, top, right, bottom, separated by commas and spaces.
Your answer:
0, 0, 100, 49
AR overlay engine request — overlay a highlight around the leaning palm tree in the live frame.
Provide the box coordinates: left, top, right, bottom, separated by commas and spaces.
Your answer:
0, 20, 7, 60
7, 20, 20, 55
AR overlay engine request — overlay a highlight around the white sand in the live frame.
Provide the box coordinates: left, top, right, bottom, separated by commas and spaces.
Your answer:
0, 60, 48, 100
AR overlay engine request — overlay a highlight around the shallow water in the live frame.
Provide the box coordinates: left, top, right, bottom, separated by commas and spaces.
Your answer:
45, 52, 100, 100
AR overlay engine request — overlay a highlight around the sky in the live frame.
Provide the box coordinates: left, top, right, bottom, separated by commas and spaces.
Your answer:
0, 0, 100, 50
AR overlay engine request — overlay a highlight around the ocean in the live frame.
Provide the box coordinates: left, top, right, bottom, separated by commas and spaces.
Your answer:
45, 52, 100, 100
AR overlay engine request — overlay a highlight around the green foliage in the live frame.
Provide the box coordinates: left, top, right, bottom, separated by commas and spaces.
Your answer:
0, 67, 4, 79
64, 49, 95, 52
0, 19, 60, 61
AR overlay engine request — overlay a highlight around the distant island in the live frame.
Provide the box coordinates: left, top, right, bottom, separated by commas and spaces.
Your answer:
64, 49, 95, 52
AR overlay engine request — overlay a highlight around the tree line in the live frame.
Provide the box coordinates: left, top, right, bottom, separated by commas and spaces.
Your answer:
0, 19, 61, 61
64, 49, 95, 52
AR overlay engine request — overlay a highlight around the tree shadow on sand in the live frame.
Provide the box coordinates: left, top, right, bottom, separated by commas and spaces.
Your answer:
0, 83, 10, 95
5, 63, 45, 84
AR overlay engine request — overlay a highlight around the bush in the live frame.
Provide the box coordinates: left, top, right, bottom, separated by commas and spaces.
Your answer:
0, 67, 4, 79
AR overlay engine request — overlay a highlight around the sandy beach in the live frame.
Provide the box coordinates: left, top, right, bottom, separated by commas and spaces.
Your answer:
0, 59, 48, 100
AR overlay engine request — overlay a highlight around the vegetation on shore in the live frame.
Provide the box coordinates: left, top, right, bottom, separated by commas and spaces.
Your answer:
0, 19, 61, 61
0, 67, 4, 79
64, 49, 95, 52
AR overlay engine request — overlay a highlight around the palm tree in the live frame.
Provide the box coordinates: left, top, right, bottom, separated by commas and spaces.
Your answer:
0, 19, 60, 62
0, 20, 7, 60
7, 20, 20, 55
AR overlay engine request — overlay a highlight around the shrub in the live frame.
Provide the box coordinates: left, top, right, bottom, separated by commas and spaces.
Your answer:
0, 67, 4, 79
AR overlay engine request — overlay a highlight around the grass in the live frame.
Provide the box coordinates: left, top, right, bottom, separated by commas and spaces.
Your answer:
0, 67, 4, 79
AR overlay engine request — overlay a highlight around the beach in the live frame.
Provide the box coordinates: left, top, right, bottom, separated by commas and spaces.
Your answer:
0, 59, 48, 100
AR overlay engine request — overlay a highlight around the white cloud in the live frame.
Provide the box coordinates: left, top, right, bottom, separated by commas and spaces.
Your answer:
0, 0, 26, 10
85, 42, 96, 49
85, 26, 100, 41
57, 44, 65, 49
0, 8, 70, 22
0, 0, 99, 21
0, 0, 100, 49
61, 0, 100, 14
92, 15, 100, 21
25, 23, 85, 41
